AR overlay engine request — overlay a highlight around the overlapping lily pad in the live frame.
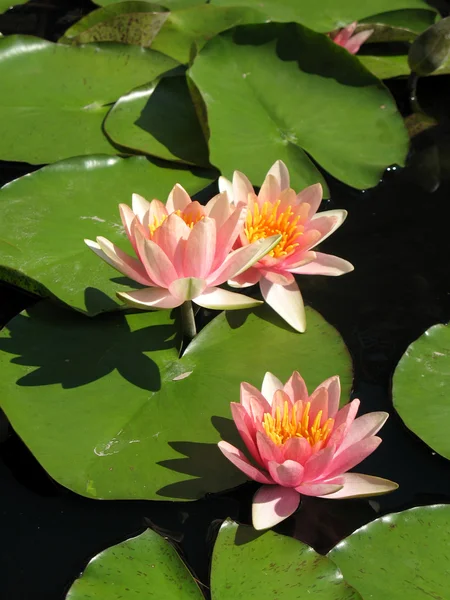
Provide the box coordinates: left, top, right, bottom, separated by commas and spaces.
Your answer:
0, 35, 178, 164
0, 155, 214, 314
67, 519, 360, 599
392, 323, 450, 459
329, 505, 450, 599
104, 75, 210, 165
189, 26, 408, 192
0, 302, 353, 500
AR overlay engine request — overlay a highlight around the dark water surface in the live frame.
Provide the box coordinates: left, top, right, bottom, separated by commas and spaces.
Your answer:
1, 1, 450, 599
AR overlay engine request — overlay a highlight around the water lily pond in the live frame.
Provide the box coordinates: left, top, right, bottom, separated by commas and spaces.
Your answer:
1, 0, 450, 598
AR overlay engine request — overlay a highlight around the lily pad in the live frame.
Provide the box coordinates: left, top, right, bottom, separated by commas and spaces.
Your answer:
359, 52, 450, 79
329, 505, 450, 600
212, 520, 361, 599
189, 26, 408, 192
0, 302, 353, 500
0, 155, 214, 314
104, 75, 210, 165
0, 0, 27, 14
61, 2, 262, 64
361, 9, 436, 41
66, 527, 204, 600
67, 520, 361, 599
0, 35, 178, 164
392, 323, 450, 459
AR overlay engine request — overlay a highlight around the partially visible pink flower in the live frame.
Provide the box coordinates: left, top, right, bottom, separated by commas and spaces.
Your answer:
328, 22, 373, 55
219, 161, 353, 333
218, 371, 397, 530
85, 185, 280, 311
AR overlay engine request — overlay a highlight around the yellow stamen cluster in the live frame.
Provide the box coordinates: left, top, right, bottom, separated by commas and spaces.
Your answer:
245, 199, 304, 258
263, 400, 334, 447
149, 209, 205, 236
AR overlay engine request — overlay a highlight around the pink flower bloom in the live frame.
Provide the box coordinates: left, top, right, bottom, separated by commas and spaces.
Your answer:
85, 185, 280, 311
218, 371, 397, 530
219, 161, 354, 332
328, 22, 373, 55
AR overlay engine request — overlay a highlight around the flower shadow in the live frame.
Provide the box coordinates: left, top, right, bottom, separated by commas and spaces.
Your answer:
156, 416, 248, 500
0, 298, 180, 392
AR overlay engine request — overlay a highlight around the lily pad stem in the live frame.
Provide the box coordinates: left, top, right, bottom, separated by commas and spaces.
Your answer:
180, 301, 197, 340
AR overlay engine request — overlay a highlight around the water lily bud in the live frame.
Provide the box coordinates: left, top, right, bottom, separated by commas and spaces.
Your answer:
408, 16, 450, 75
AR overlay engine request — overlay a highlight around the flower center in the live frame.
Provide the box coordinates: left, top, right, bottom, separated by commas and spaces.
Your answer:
262, 400, 334, 447
149, 207, 205, 236
245, 199, 305, 258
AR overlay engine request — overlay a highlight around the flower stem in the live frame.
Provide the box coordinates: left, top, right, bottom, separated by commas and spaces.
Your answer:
180, 301, 197, 340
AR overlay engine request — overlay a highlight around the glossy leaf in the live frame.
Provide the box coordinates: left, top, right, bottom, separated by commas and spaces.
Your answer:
0, 155, 214, 314
62, 2, 262, 64
66, 528, 204, 599
0, 303, 353, 500
212, 520, 361, 599
359, 52, 450, 79
104, 75, 210, 165
393, 323, 450, 459
189, 26, 408, 192
329, 505, 450, 600
0, 35, 177, 164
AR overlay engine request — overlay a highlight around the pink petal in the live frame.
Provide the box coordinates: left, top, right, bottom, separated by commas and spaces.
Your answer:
119, 203, 140, 254
324, 436, 382, 479
230, 402, 263, 466
183, 218, 216, 279
228, 266, 261, 288
240, 383, 271, 415
296, 183, 323, 216
261, 270, 295, 285
193, 287, 263, 310
204, 192, 232, 228
271, 390, 292, 419
268, 460, 305, 487
152, 213, 190, 267
261, 372, 283, 404
333, 398, 360, 433
135, 231, 177, 288
260, 278, 306, 333
131, 193, 151, 224
258, 173, 281, 206
303, 445, 336, 482
217, 441, 273, 484
283, 250, 317, 270
345, 29, 373, 54
320, 473, 398, 499
117, 287, 182, 309
256, 431, 283, 465
318, 376, 341, 419
168, 277, 206, 302
282, 437, 312, 464
295, 482, 343, 496
290, 252, 354, 276
88, 237, 152, 286
218, 176, 234, 202
267, 160, 290, 190
252, 484, 300, 530
335, 412, 388, 456
165, 183, 192, 213
308, 386, 329, 425
232, 170, 254, 205
283, 371, 308, 403
332, 22, 357, 46
310, 210, 347, 245
145, 198, 167, 231
214, 205, 248, 265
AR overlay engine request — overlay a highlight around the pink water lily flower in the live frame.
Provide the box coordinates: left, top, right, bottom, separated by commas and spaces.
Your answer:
219, 161, 354, 332
328, 22, 373, 55
85, 185, 280, 311
218, 371, 397, 530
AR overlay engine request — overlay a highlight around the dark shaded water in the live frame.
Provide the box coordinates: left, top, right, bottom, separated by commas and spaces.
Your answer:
1, 1, 450, 599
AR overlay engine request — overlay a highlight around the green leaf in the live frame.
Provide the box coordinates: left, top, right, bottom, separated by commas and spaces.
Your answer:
66, 528, 204, 600
189, 26, 408, 193
61, 2, 264, 64
362, 9, 437, 40
0, 155, 214, 314
94, 0, 206, 8
357, 54, 410, 79
0, 302, 353, 500
0, 0, 27, 14
329, 505, 450, 600
392, 323, 450, 459
0, 35, 178, 164
212, 520, 361, 599
104, 75, 210, 165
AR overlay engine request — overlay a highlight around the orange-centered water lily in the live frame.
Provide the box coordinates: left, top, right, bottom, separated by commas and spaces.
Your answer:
219, 161, 354, 332
328, 22, 373, 55
218, 371, 398, 530
85, 185, 280, 311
